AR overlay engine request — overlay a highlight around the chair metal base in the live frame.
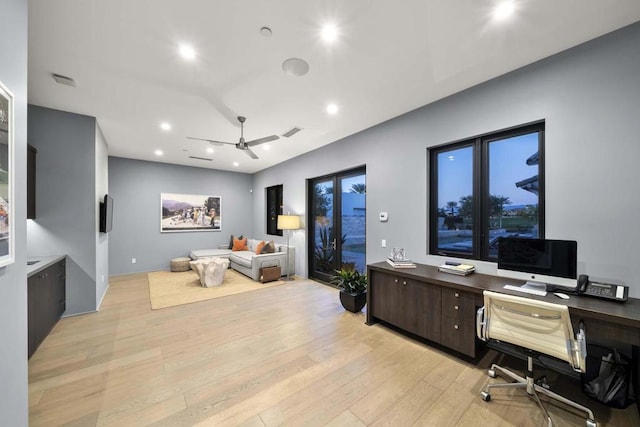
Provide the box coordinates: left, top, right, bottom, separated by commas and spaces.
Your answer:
481, 357, 597, 427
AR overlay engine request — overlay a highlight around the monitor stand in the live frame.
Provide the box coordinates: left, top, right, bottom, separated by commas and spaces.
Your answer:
522, 281, 548, 292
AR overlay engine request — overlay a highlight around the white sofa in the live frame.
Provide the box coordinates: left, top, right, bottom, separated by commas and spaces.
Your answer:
189, 238, 294, 281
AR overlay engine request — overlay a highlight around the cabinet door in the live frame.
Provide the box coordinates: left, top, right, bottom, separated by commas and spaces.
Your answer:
440, 288, 476, 357
27, 276, 40, 358
370, 271, 404, 327
404, 279, 441, 342
53, 260, 66, 316
27, 145, 37, 219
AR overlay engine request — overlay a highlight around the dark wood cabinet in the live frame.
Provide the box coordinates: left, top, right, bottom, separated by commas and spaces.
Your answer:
367, 263, 477, 357
28, 259, 66, 358
27, 144, 37, 219
440, 287, 476, 356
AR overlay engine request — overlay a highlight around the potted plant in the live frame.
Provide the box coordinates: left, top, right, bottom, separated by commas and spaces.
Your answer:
331, 267, 367, 313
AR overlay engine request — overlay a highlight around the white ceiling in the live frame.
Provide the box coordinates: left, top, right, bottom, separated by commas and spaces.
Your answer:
28, 0, 640, 174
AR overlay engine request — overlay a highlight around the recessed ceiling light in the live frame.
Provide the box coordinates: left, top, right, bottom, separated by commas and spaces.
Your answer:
179, 44, 196, 60
326, 103, 339, 115
160, 122, 171, 131
155, 149, 164, 156
282, 58, 310, 77
321, 24, 338, 43
493, 1, 515, 20
233, 161, 240, 167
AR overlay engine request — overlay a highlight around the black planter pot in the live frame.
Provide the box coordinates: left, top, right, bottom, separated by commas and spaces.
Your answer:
339, 291, 367, 313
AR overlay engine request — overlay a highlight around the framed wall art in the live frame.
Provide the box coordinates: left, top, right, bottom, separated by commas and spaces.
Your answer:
0, 80, 14, 267
160, 193, 221, 232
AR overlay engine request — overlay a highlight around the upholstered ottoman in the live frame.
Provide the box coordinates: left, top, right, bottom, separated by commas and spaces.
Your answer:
170, 257, 191, 272
190, 257, 230, 287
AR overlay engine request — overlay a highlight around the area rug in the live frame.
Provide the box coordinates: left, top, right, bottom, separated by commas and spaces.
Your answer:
148, 269, 286, 310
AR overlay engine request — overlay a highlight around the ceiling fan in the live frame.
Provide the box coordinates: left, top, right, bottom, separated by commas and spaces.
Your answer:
187, 116, 279, 159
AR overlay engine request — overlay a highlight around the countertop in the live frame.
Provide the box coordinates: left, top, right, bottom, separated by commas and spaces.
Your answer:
27, 255, 66, 278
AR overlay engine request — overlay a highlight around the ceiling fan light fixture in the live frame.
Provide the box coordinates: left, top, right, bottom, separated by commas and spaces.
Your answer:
282, 58, 309, 77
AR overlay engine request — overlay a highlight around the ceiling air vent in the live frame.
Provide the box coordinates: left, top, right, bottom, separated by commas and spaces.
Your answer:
52, 73, 76, 87
282, 127, 302, 138
188, 156, 213, 161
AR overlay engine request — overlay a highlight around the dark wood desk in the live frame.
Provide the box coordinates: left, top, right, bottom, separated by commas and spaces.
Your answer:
367, 261, 640, 343
367, 261, 640, 413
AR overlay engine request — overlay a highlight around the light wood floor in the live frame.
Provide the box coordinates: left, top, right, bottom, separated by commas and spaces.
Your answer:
29, 273, 639, 426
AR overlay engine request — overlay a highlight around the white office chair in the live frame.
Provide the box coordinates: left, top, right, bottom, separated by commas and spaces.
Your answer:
476, 290, 596, 427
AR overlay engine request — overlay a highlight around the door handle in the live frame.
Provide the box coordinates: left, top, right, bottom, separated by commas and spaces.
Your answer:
332, 238, 336, 250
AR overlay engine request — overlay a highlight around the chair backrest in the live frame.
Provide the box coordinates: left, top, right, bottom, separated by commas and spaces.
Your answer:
478, 290, 585, 371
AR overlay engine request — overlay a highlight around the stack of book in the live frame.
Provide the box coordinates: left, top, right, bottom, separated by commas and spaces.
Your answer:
438, 263, 475, 276
386, 258, 417, 268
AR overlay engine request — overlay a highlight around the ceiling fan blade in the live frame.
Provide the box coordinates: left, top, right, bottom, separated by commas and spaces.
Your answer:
246, 135, 279, 147
243, 147, 259, 159
186, 136, 231, 146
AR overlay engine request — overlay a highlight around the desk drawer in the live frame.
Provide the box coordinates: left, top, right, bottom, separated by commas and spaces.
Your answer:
441, 288, 476, 357
442, 288, 474, 321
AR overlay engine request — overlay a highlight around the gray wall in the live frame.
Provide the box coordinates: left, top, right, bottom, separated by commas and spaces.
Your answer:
253, 22, 640, 297
0, 0, 28, 423
109, 157, 253, 275
27, 106, 105, 315
95, 125, 109, 307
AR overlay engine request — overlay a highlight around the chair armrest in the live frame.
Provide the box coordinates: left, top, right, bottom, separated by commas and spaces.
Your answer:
218, 244, 230, 249
476, 306, 487, 341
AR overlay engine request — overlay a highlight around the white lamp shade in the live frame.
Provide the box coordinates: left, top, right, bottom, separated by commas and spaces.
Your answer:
277, 215, 300, 230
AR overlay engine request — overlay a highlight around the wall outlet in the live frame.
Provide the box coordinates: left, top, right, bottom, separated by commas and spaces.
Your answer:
381, 239, 387, 248
132, 258, 136, 264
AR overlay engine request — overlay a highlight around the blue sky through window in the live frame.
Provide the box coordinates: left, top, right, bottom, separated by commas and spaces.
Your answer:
438, 132, 538, 208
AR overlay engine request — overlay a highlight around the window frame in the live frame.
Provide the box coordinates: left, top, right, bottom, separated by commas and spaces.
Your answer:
428, 121, 545, 261
266, 184, 283, 236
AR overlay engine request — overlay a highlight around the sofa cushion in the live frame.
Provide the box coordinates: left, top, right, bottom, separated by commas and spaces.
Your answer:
247, 238, 261, 252
189, 249, 232, 260
229, 234, 243, 249
262, 240, 276, 253
229, 251, 254, 268
256, 241, 266, 254
232, 237, 248, 251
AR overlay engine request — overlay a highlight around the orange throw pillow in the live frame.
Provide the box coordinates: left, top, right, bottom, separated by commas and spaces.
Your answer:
256, 241, 266, 254
232, 237, 248, 251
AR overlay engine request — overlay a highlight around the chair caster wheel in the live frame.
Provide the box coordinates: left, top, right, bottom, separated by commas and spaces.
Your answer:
487, 369, 496, 378
586, 420, 597, 427
481, 391, 491, 402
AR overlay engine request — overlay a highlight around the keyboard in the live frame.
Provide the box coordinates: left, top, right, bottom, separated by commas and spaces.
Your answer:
503, 284, 547, 296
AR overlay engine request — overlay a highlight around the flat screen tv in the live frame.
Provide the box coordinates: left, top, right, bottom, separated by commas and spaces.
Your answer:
100, 194, 114, 233
496, 237, 577, 291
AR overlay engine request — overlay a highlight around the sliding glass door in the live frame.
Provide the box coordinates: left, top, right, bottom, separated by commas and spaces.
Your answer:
308, 167, 366, 283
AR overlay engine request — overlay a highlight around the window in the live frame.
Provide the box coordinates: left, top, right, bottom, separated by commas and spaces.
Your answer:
429, 122, 544, 261
266, 185, 283, 236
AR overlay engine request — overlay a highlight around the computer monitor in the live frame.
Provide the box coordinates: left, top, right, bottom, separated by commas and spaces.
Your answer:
496, 237, 577, 291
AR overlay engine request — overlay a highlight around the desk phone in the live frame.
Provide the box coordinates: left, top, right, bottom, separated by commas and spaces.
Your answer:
576, 274, 628, 302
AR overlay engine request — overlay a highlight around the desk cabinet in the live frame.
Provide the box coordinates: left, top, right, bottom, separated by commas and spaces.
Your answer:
367, 266, 477, 357
370, 271, 441, 342
28, 259, 66, 358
